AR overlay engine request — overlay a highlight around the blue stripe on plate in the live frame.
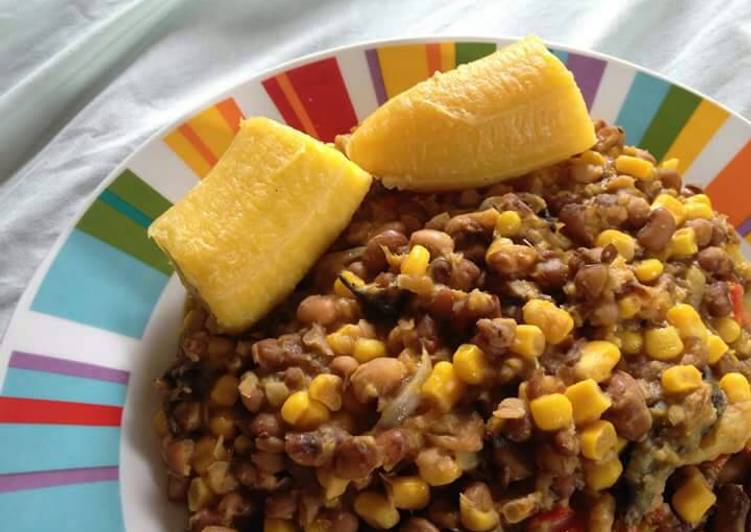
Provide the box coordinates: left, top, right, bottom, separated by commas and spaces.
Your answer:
2, 368, 127, 407
0, 425, 120, 474
31, 229, 170, 338
0, 480, 124, 532
615, 72, 671, 145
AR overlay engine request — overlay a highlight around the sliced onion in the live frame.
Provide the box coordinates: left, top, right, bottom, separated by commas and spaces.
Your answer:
377, 349, 432, 428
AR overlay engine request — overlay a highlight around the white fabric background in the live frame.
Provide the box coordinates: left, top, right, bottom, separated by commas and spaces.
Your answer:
1, 0, 749, 335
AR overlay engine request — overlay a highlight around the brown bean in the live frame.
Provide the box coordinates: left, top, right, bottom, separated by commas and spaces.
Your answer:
425, 212, 450, 231
450, 258, 481, 291
533, 257, 569, 289
637, 207, 675, 251
704, 282, 732, 317
349, 358, 407, 403
486, 244, 539, 276
473, 318, 517, 357
297, 295, 338, 326
334, 435, 382, 480
428, 257, 451, 285
362, 229, 408, 273
604, 371, 652, 441
252, 339, 285, 371
711, 484, 750, 532
218, 491, 253, 522
166, 476, 190, 501
574, 264, 609, 301
173, 401, 202, 433
163, 439, 195, 477
317, 509, 359, 532
656, 167, 682, 190
698, 246, 733, 277
623, 194, 650, 228
410, 229, 455, 257
249, 412, 283, 438
559, 202, 596, 245
375, 428, 413, 471
284, 430, 338, 467
553, 425, 579, 456
330, 355, 359, 379
687, 218, 714, 248
283, 367, 306, 390
265, 490, 298, 519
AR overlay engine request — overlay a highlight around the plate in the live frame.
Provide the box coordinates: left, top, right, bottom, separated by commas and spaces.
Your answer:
0, 36, 749, 531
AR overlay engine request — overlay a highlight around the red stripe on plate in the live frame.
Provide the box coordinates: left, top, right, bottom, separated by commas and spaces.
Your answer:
262, 76, 304, 132
0, 397, 122, 426
285, 57, 358, 142
178, 123, 217, 167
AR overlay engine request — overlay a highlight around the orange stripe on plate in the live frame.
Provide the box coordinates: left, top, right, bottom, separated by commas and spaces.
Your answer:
426, 43, 442, 74
216, 98, 244, 133
276, 73, 319, 138
188, 106, 237, 162
179, 123, 218, 168
377, 44, 431, 98
706, 140, 751, 227
440, 42, 455, 71
663, 100, 730, 173
164, 129, 212, 178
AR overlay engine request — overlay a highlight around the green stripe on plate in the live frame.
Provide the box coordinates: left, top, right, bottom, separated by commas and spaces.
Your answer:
638, 85, 702, 161
455, 42, 497, 65
76, 200, 172, 275
106, 169, 172, 220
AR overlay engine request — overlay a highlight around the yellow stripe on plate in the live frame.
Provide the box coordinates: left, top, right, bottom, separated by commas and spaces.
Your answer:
377, 44, 430, 98
164, 130, 212, 178
663, 100, 730, 173
440, 42, 456, 71
188, 105, 238, 161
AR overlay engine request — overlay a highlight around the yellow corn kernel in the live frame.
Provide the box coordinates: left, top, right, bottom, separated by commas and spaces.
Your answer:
579, 150, 607, 166
634, 259, 664, 283
707, 334, 729, 364
565, 379, 612, 425
659, 157, 680, 170
618, 295, 641, 319
522, 299, 574, 345
353, 338, 387, 363
580, 420, 618, 461
387, 476, 430, 510
529, 393, 573, 431
575, 341, 621, 383
354, 491, 400, 529
511, 324, 546, 359
684, 202, 712, 220
453, 344, 490, 385
459, 493, 500, 531
720, 372, 751, 403
333, 270, 365, 298
622, 146, 637, 156
596, 229, 637, 261
401, 244, 430, 276
584, 455, 623, 491
264, 518, 298, 532
652, 193, 686, 225
615, 154, 655, 180
188, 477, 215, 511
495, 210, 522, 237
672, 471, 716, 524
326, 324, 361, 356
281, 390, 330, 429
666, 304, 708, 341
619, 330, 643, 355
713, 317, 741, 344
422, 361, 465, 412
669, 228, 697, 258
644, 326, 684, 361
661, 365, 703, 394
210, 374, 240, 407
686, 193, 712, 208
308, 374, 343, 411
316, 468, 349, 500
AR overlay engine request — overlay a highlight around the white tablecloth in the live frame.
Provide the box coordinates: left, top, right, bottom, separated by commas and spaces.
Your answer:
1, 0, 749, 334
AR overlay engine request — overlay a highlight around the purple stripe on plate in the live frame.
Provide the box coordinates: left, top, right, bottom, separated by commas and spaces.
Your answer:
365, 49, 387, 106
0, 466, 118, 493
737, 217, 751, 236
566, 53, 607, 110
9, 351, 129, 384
